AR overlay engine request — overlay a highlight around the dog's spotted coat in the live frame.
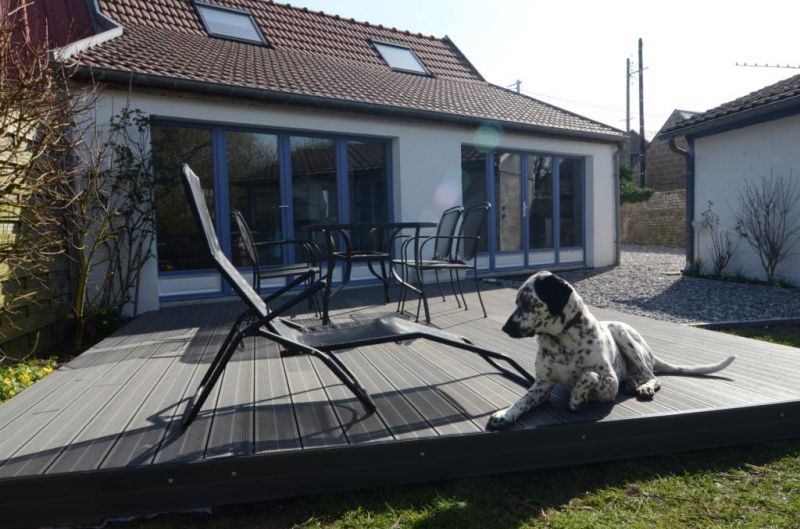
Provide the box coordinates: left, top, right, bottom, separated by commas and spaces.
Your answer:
486, 272, 736, 431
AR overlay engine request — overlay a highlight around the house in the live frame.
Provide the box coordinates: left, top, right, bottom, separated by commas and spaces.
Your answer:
664, 74, 800, 283
642, 109, 697, 191
52, 0, 624, 312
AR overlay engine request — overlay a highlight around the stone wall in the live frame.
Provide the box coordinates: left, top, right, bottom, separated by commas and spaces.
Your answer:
645, 135, 688, 191
621, 189, 686, 248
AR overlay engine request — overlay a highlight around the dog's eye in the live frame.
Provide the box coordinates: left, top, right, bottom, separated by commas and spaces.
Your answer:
519, 291, 535, 310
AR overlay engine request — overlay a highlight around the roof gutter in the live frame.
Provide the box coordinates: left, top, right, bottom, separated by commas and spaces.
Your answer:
50, 0, 122, 61
72, 65, 625, 144
612, 143, 623, 266
668, 136, 695, 267
662, 94, 800, 140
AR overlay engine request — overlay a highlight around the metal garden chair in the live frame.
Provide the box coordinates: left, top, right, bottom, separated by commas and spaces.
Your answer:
231, 208, 323, 317
401, 202, 491, 319
396, 205, 463, 313
180, 164, 532, 429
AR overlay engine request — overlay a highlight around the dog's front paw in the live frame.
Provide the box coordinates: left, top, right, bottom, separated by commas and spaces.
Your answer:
486, 409, 514, 431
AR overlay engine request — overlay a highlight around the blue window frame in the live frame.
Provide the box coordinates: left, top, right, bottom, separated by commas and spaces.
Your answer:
151, 119, 393, 297
461, 144, 586, 270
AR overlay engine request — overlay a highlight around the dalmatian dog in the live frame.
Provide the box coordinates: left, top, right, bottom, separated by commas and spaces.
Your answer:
486, 271, 736, 431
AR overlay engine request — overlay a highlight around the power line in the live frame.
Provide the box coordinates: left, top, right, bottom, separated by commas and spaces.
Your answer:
736, 62, 800, 69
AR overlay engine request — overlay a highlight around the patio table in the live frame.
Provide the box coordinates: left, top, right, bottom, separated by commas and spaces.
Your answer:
303, 221, 437, 324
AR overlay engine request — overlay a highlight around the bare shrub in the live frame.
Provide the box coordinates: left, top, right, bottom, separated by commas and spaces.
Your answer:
0, 4, 82, 348
733, 173, 800, 283
701, 201, 739, 276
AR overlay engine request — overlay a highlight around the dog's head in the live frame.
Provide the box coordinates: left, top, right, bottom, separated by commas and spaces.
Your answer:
502, 271, 582, 338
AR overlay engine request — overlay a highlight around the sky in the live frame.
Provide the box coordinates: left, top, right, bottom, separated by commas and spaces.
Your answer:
281, 0, 799, 138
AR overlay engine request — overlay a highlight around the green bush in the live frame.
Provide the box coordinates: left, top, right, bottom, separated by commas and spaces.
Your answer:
619, 161, 654, 203
0, 358, 57, 402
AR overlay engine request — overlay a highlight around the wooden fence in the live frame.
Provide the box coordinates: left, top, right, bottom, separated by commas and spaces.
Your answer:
0, 119, 72, 360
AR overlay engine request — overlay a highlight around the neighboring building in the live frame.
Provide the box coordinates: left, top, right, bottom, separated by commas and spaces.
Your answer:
664, 74, 800, 283
51, 0, 624, 312
643, 109, 697, 191
623, 129, 649, 171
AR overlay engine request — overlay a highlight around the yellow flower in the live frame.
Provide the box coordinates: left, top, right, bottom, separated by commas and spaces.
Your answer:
2, 378, 12, 387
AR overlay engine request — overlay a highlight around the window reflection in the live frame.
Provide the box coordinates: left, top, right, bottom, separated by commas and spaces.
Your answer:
228, 132, 281, 265
529, 155, 554, 250
461, 146, 489, 252
559, 158, 583, 247
494, 152, 522, 252
348, 141, 388, 249
152, 125, 214, 272
291, 137, 337, 232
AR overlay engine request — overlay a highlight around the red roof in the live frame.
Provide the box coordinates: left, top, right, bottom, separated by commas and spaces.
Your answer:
68, 0, 623, 141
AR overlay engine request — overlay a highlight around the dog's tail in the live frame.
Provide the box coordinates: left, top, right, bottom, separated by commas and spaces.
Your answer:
653, 355, 735, 376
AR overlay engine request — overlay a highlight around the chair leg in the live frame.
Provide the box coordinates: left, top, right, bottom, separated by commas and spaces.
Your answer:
182, 330, 246, 428
434, 269, 446, 302
474, 269, 487, 318
380, 260, 390, 304
448, 269, 461, 308
454, 269, 468, 310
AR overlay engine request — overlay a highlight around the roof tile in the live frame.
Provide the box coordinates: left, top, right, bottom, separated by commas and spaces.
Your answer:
666, 73, 800, 134
70, 0, 622, 139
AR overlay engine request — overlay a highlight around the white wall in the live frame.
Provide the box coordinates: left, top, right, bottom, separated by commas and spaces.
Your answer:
94, 88, 618, 311
694, 113, 800, 283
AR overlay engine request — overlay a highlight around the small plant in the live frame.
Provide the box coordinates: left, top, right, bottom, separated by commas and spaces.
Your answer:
683, 257, 704, 277
0, 358, 57, 401
701, 201, 740, 276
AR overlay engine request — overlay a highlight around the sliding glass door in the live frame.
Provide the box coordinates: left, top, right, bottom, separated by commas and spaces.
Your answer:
460, 146, 585, 271
151, 122, 391, 299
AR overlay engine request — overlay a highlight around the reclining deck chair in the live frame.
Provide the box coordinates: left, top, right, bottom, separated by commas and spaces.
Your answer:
180, 164, 535, 429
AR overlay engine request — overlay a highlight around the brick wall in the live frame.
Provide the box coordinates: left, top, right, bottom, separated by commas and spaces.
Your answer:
644, 135, 688, 191
621, 189, 686, 248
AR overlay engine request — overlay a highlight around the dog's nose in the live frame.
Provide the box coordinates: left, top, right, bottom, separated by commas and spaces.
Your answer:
502, 317, 521, 338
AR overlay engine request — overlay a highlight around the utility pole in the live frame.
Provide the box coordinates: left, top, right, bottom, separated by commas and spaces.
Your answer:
626, 58, 631, 135
638, 38, 646, 187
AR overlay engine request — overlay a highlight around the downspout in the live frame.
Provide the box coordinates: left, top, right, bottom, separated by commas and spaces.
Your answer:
668, 136, 695, 266
613, 143, 623, 266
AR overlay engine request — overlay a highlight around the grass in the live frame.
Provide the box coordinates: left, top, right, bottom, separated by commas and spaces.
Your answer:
101, 327, 800, 528
721, 324, 800, 348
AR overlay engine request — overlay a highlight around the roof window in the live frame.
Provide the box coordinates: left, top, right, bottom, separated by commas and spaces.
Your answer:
371, 40, 429, 75
195, 2, 267, 45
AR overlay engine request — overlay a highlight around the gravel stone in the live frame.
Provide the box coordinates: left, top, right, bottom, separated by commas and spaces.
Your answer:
500, 245, 800, 324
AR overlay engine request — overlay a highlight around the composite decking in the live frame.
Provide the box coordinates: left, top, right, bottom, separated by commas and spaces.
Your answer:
1, 283, 799, 527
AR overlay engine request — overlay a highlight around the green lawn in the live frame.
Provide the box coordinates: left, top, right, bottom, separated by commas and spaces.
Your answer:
721, 324, 800, 348
110, 328, 800, 529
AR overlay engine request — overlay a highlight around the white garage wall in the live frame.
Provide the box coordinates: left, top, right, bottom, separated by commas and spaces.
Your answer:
93, 88, 618, 312
694, 113, 800, 284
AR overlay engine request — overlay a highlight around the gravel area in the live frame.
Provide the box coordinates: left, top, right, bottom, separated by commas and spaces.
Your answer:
499, 245, 800, 324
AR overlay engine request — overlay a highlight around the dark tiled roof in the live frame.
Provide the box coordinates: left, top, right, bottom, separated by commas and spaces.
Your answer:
68, 0, 622, 140
665, 74, 800, 135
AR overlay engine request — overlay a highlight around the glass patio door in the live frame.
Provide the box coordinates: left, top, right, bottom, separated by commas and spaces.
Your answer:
227, 131, 285, 289
493, 151, 525, 269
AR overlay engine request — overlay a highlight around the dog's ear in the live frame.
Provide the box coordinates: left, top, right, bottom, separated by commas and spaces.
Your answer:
533, 274, 572, 317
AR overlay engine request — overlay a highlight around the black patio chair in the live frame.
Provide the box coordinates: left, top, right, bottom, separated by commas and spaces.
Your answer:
231, 208, 323, 317
396, 205, 464, 312
180, 164, 533, 429
403, 202, 491, 319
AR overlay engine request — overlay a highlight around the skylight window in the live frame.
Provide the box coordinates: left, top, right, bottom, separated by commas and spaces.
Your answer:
195, 2, 267, 45
372, 40, 429, 75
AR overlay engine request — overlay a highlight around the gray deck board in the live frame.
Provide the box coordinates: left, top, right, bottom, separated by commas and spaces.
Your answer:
0, 282, 799, 526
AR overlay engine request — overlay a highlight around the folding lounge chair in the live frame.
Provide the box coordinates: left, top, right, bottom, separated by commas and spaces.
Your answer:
180, 164, 536, 429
